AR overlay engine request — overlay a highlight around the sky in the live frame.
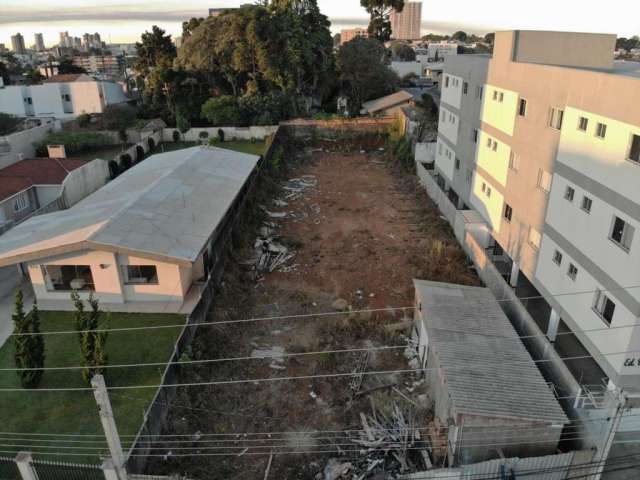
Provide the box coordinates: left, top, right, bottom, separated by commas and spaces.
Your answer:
1, 0, 638, 47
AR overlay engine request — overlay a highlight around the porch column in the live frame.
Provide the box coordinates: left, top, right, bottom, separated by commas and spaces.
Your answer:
547, 309, 560, 342
509, 261, 520, 288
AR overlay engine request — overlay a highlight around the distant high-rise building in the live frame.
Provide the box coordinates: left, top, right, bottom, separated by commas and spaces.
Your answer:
35, 33, 45, 52
390, 1, 422, 40
11, 33, 26, 54
340, 28, 369, 45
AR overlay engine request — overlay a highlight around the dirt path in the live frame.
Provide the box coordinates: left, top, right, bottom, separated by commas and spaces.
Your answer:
148, 148, 478, 480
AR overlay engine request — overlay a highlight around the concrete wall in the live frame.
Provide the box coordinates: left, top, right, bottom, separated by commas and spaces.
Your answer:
118, 253, 191, 304
61, 159, 110, 207
162, 126, 278, 143
0, 120, 60, 170
0, 85, 28, 116
391, 61, 423, 78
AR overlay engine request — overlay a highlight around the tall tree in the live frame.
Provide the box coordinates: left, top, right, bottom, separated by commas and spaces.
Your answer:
360, 0, 404, 43
135, 26, 177, 78
72, 292, 109, 383
182, 17, 204, 40
13, 290, 45, 388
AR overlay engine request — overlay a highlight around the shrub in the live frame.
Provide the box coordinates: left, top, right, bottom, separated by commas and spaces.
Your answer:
208, 138, 220, 146
198, 131, 209, 143
108, 160, 120, 179
135, 145, 145, 162
76, 113, 91, 127
147, 137, 156, 150
201, 96, 241, 126
119, 153, 132, 171
102, 104, 137, 131
34, 131, 112, 156
217, 129, 225, 143
250, 137, 257, 144
172, 130, 180, 142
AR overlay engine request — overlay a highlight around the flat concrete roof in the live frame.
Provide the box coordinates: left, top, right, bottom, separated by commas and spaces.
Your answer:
415, 279, 568, 424
0, 146, 260, 267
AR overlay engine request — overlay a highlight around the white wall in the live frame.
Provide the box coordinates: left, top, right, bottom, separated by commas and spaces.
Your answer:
0, 86, 27, 116
0, 120, 60, 170
441, 73, 463, 110
163, 126, 277, 143
438, 106, 459, 145
480, 83, 518, 136
435, 137, 456, 183
469, 171, 504, 232
31, 84, 65, 117
61, 159, 110, 207
391, 61, 423, 78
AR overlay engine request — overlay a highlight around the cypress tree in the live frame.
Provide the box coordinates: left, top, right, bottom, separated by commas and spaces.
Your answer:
13, 289, 45, 388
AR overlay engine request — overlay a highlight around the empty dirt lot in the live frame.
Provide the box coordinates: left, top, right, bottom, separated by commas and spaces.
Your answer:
147, 143, 479, 479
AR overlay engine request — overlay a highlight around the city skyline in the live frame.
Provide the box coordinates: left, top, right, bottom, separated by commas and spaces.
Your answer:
1, 0, 637, 47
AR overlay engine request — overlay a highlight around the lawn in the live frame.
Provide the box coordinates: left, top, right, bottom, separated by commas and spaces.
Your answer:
157, 140, 267, 156
0, 311, 185, 461
74, 145, 131, 163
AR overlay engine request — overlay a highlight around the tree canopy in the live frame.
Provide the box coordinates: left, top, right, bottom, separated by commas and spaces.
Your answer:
360, 0, 404, 43
391, 42, 416, 61
451, 31, 468, 42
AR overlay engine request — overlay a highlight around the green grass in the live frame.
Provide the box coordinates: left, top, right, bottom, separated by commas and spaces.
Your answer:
0, 311, 185, 461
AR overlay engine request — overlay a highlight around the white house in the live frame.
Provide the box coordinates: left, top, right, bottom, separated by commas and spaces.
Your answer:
0, 74, 129, 119
0, 146, 260, 313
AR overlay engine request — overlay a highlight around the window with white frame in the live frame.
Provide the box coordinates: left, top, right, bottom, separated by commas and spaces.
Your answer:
564, 186, 575, 202
528, 227, 541, 249
595, 122, 607, 139
549, 107, 564, 130
567, 263, 578, 281
552, 250, 563, 266
537, 169, 552, 193
593, 289, 615, 325
610, 216, 634, 251
581, 195, 593, 213
628, 134, 640, 163
577, 116, 589, 132
509, 151, 520, 171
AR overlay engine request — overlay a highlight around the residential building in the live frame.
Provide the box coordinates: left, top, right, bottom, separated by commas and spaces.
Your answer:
0, 147, 261, 313
11, 34, 26, 55
431, 30, 640, 394
72, 54, 125, 78
426, 42, 459, 61
413, 280, 568, 465
340, 28, 369, 45
361, 90, 414, 116
0, 74, 129, 119
0, 44, 7, 54
34, 33, 45, 52
390, 1, 422, 40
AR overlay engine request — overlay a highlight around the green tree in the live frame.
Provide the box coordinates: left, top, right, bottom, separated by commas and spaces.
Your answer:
72, 292, 109, 383
182, 17, 204, 40
484, 32, 495, 44
58, 58, 87, 74
176, 110, 191, 138
418, 93, 439, 122
13, 290, 45, 388
360, 0, 404, 43
135, 26, 177, 78
391, 42, 416, 61
102, 104, 137, 131
201, 96, 242, 126
337, 37, 399, 113
451, 30, 468, 42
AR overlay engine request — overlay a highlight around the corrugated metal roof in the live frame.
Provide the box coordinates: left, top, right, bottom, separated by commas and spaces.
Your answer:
0, 146, 259, 265
361, 90, 414, 114
414, 280, 568, 424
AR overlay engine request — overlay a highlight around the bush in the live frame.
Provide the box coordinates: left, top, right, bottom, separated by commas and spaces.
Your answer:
147, 137, 156, 151
135, 145, 145, 162
108, 160, 120, 179
172, 130, 180, 142
198, 131, 209, 142
34, 131, 112, 156
217, 129, 225, 143
201, 96, 241, 126
76, 113, 91, 127
103, 104, 137, 131
119, 153, 132, 171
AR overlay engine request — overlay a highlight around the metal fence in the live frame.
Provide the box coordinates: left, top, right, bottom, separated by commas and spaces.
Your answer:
0, 456, 21, 480
30, 459, 105, 480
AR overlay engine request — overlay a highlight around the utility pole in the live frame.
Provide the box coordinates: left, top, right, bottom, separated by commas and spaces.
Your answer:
591, 388, 626, 480
92, 374, 128, 480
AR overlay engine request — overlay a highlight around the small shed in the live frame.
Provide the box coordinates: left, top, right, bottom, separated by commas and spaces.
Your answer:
360, 90, 414, 116
413, 280, 569, 466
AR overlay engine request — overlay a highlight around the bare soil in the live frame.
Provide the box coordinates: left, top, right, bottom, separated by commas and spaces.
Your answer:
146, 146, 479, 480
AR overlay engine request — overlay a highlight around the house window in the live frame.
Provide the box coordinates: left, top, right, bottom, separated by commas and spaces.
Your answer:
537, 169, 552, 193
454, 158, 460, 170
509, 151, 520, 171
578, 116, 589, 132
472, 129, 478, 143
13, 193, 29, 212
463, 82, 468, 94
42, 265, 95, 291
581, 196, 593, 213
593, 290, 616, 325
595, 122, 607, 139
564, 186, 575, 202
549, 107, 564, 130
528, 227, 541, 250
503, 204, 513, 222
628, 134, 640, 163
518, 98, 527, 117
122, 265, 159, 285
610, 216, 634, 251
567, 263, 578, 281
552, 250, 563, 266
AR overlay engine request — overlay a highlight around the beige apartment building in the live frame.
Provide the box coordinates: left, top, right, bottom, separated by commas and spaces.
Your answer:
431, 30, 640, 394
390, 1, 422, 40
340, 28, 369, 45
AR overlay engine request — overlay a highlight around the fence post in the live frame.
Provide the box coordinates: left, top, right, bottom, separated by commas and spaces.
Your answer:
14, 452, 37, 480
101, 458, 120, 480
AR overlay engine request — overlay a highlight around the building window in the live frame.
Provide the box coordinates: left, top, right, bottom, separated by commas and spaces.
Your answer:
492, 140, 498, 152
441, 110, 446, 122
62, 94, 71, 102
499, 92, 504, 103
122, 265, 159, 285
13, 193, 29, 212
472, 129, 478, 143
528, 227, 541, 250
481, 182, 486, 193
610, 216, 634, 251
493, 90, 498, 101
552, 250, 563, 266
537, 169, 552, 193
475, 86, 483, 99
593, 290, 616, 325
564, 186, 575, 202
445, 76, 450, 88
567, 263, 578, 281
438, 142, 443, 155
518, 98, 527, 117
509, 151, 520, 171
42, 265, 95, 291
595, 122, 607, 139
486, 137, 492, 148
503, 204, 513, 222
578, 116, 589, 132
486, 186, 492, 198
454, 158, 460, 170
628, 134, 640, 163
581, 195, 593, 213
463, 82, 468, 94
549, 107, 564, 130
466, 169, 472, 184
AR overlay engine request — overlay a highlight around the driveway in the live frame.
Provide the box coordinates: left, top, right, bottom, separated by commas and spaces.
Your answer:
0, 266, 34, 348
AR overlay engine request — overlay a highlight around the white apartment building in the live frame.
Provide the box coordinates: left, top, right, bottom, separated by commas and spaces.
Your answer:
430, 31, 640, 394
0, 74, 128, 119
390, 1, 422, 40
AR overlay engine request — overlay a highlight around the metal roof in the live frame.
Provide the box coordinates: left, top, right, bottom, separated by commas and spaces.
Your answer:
361, 90, 414, 114
414, 280, 568, 424
0, 146, 260, 266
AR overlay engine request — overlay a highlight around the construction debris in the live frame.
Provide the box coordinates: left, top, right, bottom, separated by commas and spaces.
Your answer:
253, 236, 297, 274
283, 175, 317, 201
331, 298, 349, 311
